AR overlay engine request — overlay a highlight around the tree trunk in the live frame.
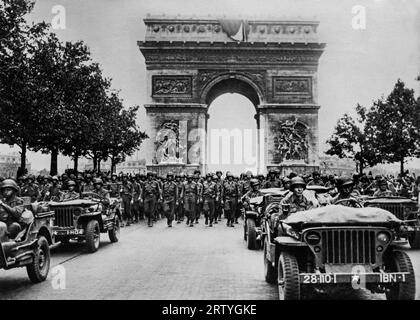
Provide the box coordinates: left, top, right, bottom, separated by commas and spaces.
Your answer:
20, 143, 27, 172
359, 160, 364, 175
97, 159, 101, 173
50, 148, 58, 176
93, 155, 97, 172
111, 157, 116, 174
400, 158, 405, 176
73, 150, 79, 172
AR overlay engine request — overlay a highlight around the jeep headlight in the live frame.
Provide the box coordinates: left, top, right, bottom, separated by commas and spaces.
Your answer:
377, 232, 390, 245
305, 232, 321, 245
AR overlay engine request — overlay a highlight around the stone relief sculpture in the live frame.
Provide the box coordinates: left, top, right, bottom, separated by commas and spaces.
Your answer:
155, 121, 184, 164
272, 117, 309, 162
153, 76, 192, 95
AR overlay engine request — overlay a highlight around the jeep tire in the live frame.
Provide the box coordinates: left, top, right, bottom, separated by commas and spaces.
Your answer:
85, 220, 100, 253
26, 236, 50, 283
385, 250, 415, 300
278, 251, 300, 300
264, 241, 277, 284
247, 218, 258, 250
108, 218, 120, 243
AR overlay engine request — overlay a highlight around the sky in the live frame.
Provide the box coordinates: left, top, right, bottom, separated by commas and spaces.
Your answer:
1, 0, 419, 172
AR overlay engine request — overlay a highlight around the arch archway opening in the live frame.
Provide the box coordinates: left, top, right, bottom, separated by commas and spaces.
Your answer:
206, 93, 259, 175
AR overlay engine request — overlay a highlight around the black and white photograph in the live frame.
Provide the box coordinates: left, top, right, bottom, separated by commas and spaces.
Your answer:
1, 0, 420, 307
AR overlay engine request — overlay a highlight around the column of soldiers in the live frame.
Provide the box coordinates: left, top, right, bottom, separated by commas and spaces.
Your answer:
0, 168, 419, 231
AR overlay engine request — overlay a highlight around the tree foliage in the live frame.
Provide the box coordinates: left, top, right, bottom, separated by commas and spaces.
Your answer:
366, 80, 420, 174
326, 104, 380, 174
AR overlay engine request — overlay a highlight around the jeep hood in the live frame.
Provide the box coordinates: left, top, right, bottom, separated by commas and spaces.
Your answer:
283, 205, 402, 225
48, 199, 98, 207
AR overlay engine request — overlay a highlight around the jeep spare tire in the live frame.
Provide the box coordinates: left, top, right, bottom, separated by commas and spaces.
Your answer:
26, 236, 50, 283
85, 220, 100, 253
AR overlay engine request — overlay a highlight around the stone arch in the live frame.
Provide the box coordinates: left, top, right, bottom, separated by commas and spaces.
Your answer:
201, 73, 263, 108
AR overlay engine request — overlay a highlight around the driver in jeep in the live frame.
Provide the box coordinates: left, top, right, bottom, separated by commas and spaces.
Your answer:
0, 179, 27, 241
331, 177, 361, 207
241, 179, 264, 210
92, 178, 110, 207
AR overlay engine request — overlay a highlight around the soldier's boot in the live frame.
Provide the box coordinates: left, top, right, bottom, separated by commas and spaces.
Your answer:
168, 219, 172, 227
230, 219, 235, 227
148, 217, 153, 227
205, 216, 208, 225
209, 219, 213, 227
235, 218, 239, 224
190, 221, 194, 227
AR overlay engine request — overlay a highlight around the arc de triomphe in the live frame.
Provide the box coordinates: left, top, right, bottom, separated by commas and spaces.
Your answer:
138, 15, 325, 176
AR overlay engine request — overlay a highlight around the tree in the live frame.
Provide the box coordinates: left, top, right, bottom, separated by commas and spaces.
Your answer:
0, 0, 49, 174
367, 80, 420, 175
103, 95, 148, 173
326, 104, 380, 175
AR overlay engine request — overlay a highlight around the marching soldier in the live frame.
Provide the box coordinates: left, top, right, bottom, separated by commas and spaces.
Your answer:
222, 172, 240, 227
20, 175, 40, 203
161, 172, 178, 227
202, 173, 219, 227
120, 174, 134, 226
175, 174, 184, 223
60, 180, 80, 201
193, 171, 203, 224
143, 172, 161, 227
132, 175, 142, 223
213, 174, 222, 223
182, 174, 198, 227
138, 173, 147, 220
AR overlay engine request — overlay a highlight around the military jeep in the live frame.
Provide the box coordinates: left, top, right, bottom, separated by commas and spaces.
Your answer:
0, 201, 54, 283
263, 205, 416, 300
243, 188, 288, 250
48, 192, 120, 253
364, 197, 420, 249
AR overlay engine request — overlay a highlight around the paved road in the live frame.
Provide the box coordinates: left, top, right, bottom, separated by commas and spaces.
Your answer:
0, 218, 419, 300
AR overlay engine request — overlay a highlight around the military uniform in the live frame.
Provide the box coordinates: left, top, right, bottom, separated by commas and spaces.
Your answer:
20, 183, 40, 203
280, 193, 313, 215
215, 178, 223, 221
0, 196, 25, 241
162, 180, 178, 226
95, 187, 111, 206
108, 181, 121, 198
182, 180, 198, 226
373, 189, 394, 197
132, 181, 142, 222
120, 181, 134, 224
222, 180, 240, 226
60, 190, 80, 202
175, 178, 184, 222
142, 179, 161, 226
47, 184, 62, 201
194, 179, 203, 223
264, 178, 282, 189
202, 180, 218, 225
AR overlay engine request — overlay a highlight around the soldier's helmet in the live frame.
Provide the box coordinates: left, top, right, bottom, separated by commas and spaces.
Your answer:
0, 179, 19, 192
290, 176, 306, 190
268, 168, 276, 174
378, 178, 388, 186
187, 173, 194, 179
166, 172, 174, 178
67, 180, 76, 187
93, 178, 103, 185
26, 174, 35, 182
283, 177, 291, 184
52, 175, 59, 182
212, 174, 218, 180
339, 177, 354, 189
77, 174, 84, 180
226, 171, 233, 178
111, 173, 118, 178
250, 179, 260, 187
206, 173, 212, 178
216, 171, 222, 175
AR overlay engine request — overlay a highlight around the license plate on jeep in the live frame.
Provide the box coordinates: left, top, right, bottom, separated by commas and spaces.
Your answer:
300, 272, 409, 284
53, 229, 84, 236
